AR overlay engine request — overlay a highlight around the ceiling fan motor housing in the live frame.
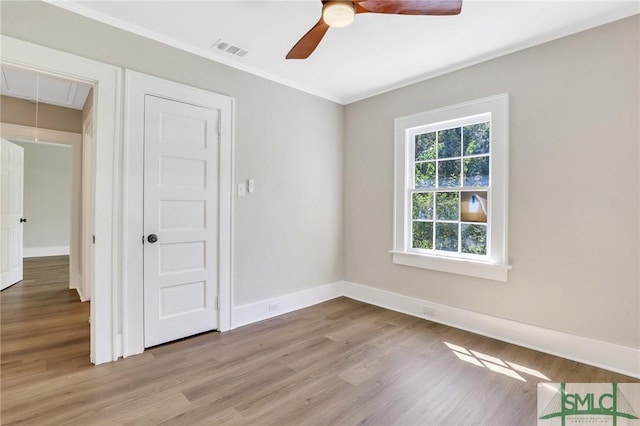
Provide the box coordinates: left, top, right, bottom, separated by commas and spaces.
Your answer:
323, 2, 356, 28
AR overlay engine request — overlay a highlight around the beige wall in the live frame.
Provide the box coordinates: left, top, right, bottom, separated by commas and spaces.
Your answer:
12, 141, 71, 251
0, 1, 344, 307
2, 2, 636, 350
0, 95, 83, 133
344, 16, 639, 348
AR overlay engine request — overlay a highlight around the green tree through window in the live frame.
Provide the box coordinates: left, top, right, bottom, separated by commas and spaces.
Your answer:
411, 120, 490, 256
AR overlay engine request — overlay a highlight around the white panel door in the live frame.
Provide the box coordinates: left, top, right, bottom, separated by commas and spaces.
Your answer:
1, 138, 24, 290
143, 95, 219, 347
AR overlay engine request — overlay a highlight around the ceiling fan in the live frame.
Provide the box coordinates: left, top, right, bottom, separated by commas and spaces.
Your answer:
286, 0, 463, 60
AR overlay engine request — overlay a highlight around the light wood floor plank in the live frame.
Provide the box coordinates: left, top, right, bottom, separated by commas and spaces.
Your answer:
2, 256, 637, 425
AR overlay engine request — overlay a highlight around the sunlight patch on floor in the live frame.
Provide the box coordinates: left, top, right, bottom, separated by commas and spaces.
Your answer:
507, 360, 550, 380
445, 341, 551, 383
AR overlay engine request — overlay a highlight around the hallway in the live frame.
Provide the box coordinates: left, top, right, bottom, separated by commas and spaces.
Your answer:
1, 256, 91, 388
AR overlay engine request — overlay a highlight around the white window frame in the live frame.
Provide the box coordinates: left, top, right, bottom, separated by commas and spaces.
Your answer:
392, 94, 511, 281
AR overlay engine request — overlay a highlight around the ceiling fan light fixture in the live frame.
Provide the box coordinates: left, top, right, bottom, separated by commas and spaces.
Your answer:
286, 0, 463, 60
322, 2, 355, 28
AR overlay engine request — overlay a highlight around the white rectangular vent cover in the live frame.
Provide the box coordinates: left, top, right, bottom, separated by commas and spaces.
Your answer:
212, 39, 248, 58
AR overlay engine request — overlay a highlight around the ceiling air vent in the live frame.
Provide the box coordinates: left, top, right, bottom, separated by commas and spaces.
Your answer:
211, 39, 248, 58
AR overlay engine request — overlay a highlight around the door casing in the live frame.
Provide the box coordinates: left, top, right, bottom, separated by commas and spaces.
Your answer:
123, 70, 234, 357
1, 36, 122, 364
81, 109, 95, 302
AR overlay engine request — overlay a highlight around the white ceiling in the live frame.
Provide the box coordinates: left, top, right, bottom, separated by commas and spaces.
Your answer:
1, 65, 91, 110
49, 0, 639, 104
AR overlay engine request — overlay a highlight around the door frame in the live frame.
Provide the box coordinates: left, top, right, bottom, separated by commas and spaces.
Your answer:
81, 107, 95, 302
123, 70, 234, 357
1, 35, 123, 364
0, 127, 79, 285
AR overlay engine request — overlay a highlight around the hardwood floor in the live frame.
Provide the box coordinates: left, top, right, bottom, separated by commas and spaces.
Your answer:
1, 257, 637, 425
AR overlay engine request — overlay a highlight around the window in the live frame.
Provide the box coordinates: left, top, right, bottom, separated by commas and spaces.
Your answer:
392, 94, 511, 281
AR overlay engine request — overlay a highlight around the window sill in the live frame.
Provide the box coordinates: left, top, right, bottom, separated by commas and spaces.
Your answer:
390, 251, 511, 282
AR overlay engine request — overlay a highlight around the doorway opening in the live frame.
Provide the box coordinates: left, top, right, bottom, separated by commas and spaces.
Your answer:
1, 35, 122, 364
1, 64, 94, 298
1, 64, 95, 361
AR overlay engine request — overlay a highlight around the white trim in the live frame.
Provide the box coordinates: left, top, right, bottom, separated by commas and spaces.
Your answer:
391, 251, 511, 282
122, 70, 234, 357
43, 1, 342, 105
81, 109, 95, 302
115, 333, 123, 359
44, 1, 640, 105
342, 281, 640, 379
393, 94, 510, 281
344, 5, 640, 104
220, 99, 235, 332
74, 286, 87, 302
2, 35, 123, 365
23, 246, 70, 258
229, 279, 639, 377
232, 282, 344, 329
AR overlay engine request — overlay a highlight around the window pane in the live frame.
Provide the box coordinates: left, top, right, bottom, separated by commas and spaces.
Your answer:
463, 156, 489, 187
413, 193, 434, 220
412, 221, 433, 249
415, 132, 436, 161
438, 127, 461, 159
461, 191, 487, 223
461, 224, 487, 255
438, 159, 461, 188
436, 192, 459, 220
415, 162, 436, 188
436, 222, 458, 252
463, 122, 490, 156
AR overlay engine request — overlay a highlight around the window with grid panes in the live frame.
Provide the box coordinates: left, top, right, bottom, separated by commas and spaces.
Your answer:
392, 94, 510, 281
411, 118, 490, 257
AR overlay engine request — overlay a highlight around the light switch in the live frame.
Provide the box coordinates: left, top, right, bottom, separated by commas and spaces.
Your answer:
237, 183, 246, 197
248, 179, 255, 193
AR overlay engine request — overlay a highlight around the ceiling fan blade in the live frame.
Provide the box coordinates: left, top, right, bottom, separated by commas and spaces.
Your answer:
354, 0, 462, 15
286, 18, 330, 60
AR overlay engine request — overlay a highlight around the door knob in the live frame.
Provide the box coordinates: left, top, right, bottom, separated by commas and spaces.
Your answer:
20, 218, 27, 223
147, 234, 158, 243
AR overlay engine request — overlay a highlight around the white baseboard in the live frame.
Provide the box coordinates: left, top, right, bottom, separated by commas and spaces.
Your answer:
342, 281, 640, 379
232, 281, 343, 329
74, 286, 90, 302
23, 246, 70, 258
116, 333, 123, 359
229, 280, 639, 378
